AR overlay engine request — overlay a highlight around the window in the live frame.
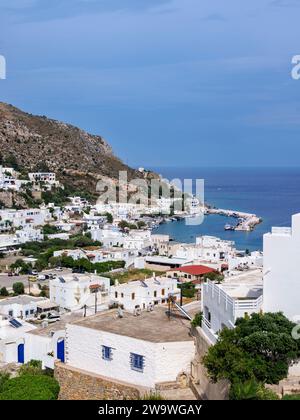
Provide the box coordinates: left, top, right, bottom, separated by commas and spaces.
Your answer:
154, 291, 157, 298
25, 310, 29, 317
102, 346, 113, 361
115, 292, 118, 299
121, 293, 124, 298
130, 353, 145, 372
161, 289, 165, 296
30, 309, 34, 315
8, 310, 13, 317
131, 293, 135, 300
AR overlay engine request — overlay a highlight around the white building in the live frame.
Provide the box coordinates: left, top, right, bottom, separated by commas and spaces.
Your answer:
0, 315, 36, 363
64, 307, 195, 388
201, 270, 263, 344
28, 172, 58, 185
91, 227, 125, 247
49, 273, 111, 312
0, 208, 51, 229
264, 213, 300, 321
110, 277, 180, 313
24, 313, 82, 369
0, 296, 51, 320
228, 251, 263, 272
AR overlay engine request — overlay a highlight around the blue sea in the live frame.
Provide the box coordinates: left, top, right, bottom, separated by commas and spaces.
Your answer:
152, 167, 300, 251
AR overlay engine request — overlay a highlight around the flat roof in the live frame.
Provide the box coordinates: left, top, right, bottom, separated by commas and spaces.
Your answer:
28, 313, 82, 337
0, 296, 47, 307
71, 306, 194, 343
224, 268, 263, 286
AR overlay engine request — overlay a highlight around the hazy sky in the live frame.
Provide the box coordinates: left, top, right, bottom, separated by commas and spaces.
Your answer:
1, 0, 300, 168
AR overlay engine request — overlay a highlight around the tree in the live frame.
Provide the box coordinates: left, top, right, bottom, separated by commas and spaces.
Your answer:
105, 212, 113, 224
203, 313, 300, 388
179, 282, 196, 298
13, 282, 25, 295
0, 287, 9, 297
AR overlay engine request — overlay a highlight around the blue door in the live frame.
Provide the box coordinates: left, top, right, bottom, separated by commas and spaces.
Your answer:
57, 339, 65, 363
17, 344, 24, 364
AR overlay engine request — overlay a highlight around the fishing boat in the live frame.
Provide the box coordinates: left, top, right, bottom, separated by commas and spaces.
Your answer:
224, 224, 235, 231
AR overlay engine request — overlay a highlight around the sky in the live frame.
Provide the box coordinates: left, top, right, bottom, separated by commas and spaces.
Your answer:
1, 0, 300, 168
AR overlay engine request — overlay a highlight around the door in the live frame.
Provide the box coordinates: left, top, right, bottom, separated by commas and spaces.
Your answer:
17, 344, 24, 364
57, 339, 65, 363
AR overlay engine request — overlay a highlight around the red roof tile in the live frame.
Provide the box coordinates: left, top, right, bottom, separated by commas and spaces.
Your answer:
173, 265, 216, 276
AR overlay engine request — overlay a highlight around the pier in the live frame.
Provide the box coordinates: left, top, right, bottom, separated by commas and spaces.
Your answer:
205, 208, 262, 232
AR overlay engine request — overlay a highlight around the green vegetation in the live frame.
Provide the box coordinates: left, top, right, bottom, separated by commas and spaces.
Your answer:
17, 234, 102, 272
191, 312, 203, 328
0, 361, 60, 400
141, 392, 164, 400
0, 287, 9, 297
50, 255, 125, 274
229, 380, 279, 401
42, 224, 60, 235
282, 394, 300, 400
178, 282, 196, 299
203, 271, 224, 283
104, 212, 113, 224
106, 269, 164, 285
12, 282, 25, 295
118, 220, 138, 231
11, 259, 32, 275
203, 312, 300, 400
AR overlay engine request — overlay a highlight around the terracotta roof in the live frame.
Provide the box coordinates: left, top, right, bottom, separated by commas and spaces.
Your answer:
173, 265, 216, 276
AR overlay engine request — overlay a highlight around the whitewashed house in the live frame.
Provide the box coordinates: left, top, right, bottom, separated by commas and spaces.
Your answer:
91, 227, 125, 247
0, 315, 36, 363
49, 273, 110, 312
0, 208, 50, 229
0, 296, 51, 320
264, 213, 300, 321
201, 271, 263, 344
64, 307, 195, 388
28, 172, 58, 186
110, 277, 180, 313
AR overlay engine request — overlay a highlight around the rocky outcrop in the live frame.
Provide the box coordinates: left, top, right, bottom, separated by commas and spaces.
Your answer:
0, 102, 150, 196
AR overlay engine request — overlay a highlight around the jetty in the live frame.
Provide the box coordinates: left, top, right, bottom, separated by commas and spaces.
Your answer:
205, 208, 262, 232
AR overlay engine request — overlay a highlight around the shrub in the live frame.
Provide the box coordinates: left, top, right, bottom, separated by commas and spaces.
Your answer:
19, 360, 43, 377
0, 375, 60, 400
191, 312, 203, 328
12, 282, 25, 295
0, 287, 9, 296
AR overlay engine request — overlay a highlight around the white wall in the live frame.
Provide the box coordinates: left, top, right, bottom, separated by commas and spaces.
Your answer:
264, 214, 300, 321
66, 324, 195, 388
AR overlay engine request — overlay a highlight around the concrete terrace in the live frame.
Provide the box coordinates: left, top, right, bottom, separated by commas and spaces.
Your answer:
71, 306, 195, 343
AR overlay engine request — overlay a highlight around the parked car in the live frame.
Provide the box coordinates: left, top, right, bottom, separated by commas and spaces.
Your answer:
55, 267, 63, 272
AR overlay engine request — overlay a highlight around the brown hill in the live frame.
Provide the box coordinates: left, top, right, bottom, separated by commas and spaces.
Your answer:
0, 102, 146, 197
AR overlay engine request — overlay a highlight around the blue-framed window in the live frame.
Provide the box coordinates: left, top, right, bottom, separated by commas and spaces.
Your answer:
102, 346, 113, 361
130, 353, 145, 372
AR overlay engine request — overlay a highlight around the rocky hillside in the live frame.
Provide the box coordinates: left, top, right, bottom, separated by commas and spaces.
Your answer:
0, 102, 148, 197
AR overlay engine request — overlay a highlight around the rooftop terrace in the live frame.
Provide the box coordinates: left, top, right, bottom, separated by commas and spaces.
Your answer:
71, 306, 195, 343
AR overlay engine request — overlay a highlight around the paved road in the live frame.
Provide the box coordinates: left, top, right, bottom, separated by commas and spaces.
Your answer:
0, 268, 72, 290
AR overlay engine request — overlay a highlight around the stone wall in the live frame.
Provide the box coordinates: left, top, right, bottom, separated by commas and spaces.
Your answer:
191, 327, 230, 400
54, 362, 145, 400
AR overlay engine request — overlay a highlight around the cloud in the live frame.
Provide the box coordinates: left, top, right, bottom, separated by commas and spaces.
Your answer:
4, 0, 174, 22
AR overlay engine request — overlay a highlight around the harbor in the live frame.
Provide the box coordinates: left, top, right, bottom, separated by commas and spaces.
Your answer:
205, 208, 262, 232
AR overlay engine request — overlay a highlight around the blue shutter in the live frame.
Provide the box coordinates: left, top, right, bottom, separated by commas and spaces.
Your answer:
102, 346, 113, 361
130, 353, 145, 372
